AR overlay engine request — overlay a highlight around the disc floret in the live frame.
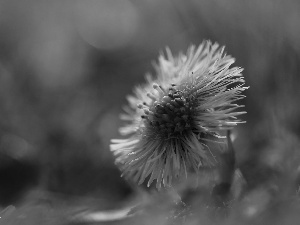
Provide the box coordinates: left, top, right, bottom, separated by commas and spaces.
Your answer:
138, 83, 196, 139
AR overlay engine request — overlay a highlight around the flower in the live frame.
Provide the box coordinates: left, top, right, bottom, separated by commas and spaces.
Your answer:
110, 41, 248, 189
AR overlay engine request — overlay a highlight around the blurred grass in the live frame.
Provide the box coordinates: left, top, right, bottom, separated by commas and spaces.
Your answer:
0, 0, 300, 224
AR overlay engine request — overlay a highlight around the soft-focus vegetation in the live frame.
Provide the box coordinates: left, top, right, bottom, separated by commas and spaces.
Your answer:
0, 0, 299, 224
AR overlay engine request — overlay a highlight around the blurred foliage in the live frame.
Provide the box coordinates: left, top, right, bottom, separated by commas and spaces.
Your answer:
0, 0, 300, 224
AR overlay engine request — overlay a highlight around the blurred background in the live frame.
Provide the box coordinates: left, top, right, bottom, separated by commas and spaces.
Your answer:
0, 0, 300, 224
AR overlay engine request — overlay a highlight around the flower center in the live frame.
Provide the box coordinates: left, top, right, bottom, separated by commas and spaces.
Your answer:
138, 83, 195, 138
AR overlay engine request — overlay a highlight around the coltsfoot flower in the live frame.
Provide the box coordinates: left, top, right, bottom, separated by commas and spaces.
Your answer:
110, 41, 248, 189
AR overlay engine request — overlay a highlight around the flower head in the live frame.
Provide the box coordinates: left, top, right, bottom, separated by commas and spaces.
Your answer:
110, 41, 248, 189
